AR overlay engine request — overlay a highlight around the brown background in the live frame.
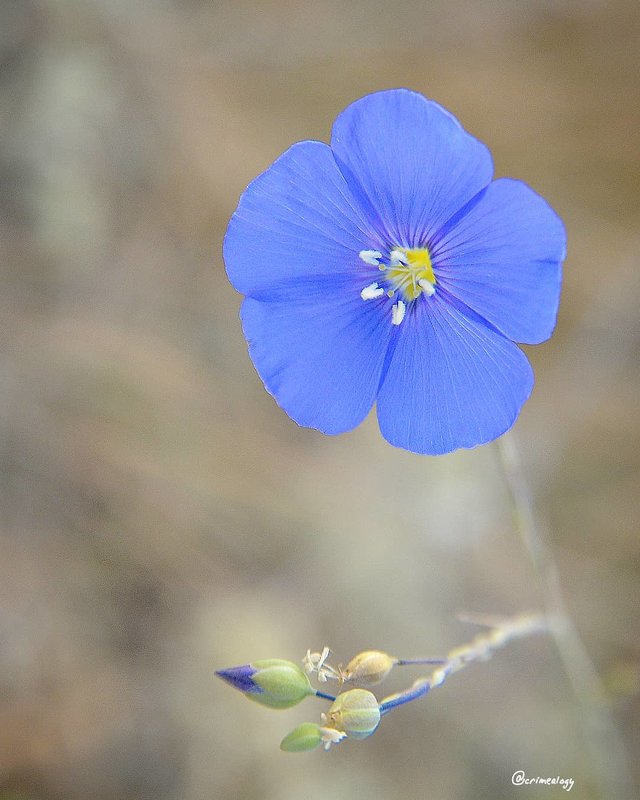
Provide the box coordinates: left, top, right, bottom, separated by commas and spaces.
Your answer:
2, 1, 639, 798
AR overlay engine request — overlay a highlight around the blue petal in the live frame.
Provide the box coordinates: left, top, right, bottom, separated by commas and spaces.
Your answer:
376, 294, 534, 455
330, 89, 493, 248
431, 178, 566, 345
241, 275, 393, 434
216, 665, 261, 693
224, 141, 382, 301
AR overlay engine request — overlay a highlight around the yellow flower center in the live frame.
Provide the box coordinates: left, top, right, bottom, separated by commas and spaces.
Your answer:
358, 246, 437, 326
385, 247, 436, 301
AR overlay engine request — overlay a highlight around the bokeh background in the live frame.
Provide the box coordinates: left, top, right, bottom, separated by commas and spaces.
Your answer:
2, 1, 639, 798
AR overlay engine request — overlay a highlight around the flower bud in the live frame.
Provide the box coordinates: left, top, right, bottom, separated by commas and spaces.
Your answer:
280, 722, 323, 752
216, 659, 315, 709
323, 689, 381, 739
280, 722, 347, 752
343, 650, 398, 686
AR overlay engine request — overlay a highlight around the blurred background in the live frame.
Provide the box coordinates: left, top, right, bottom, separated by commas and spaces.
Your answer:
1, 1, 639, 798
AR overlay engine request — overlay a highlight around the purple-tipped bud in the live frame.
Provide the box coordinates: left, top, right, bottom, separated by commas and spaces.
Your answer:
216, 659, 315, 709
216, 664, 262, 694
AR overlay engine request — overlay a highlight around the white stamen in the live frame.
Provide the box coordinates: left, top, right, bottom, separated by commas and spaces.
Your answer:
303, 650, 315, 674
418, 278, 436, 296
303, 646, 331, 674
317, 646, 331, 669
319, 727, 347, 750
391, 300, 406, 325
304, 646, 341, 682
360, 282, 385, 300
389, 248, 408, 266
359, 249, 383, 266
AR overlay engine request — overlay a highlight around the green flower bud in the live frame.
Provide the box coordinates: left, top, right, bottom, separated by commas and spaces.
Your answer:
323, 689, 381, 739
343, 650, 398, 686
216, 659, 315, 709
280, 722, 347, 752
280, 722, 323, 752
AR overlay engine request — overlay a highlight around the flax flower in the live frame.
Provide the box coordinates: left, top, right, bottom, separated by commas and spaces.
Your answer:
224, 89, 566, 454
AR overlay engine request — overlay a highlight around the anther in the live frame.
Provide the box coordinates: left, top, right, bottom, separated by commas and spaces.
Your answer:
359, 250, 383, 266
360, 282, 385, 301
389, 249, 408, 266
391, 300, 406, 325
418, 278, 436, 296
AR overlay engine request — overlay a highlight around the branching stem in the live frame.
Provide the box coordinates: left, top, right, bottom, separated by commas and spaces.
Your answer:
379, 613, 545, 715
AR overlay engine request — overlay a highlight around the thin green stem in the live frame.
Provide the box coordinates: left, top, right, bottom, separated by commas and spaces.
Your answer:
495, 433, 634, 800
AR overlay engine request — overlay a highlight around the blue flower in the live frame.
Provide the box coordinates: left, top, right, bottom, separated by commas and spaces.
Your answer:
224, 89, 566, 455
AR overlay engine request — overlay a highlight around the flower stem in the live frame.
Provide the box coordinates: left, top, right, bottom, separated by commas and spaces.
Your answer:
314, 689, 337, 702
379, 678, 431, 714
495, 433, 634, 800
379, 613, 545, 715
